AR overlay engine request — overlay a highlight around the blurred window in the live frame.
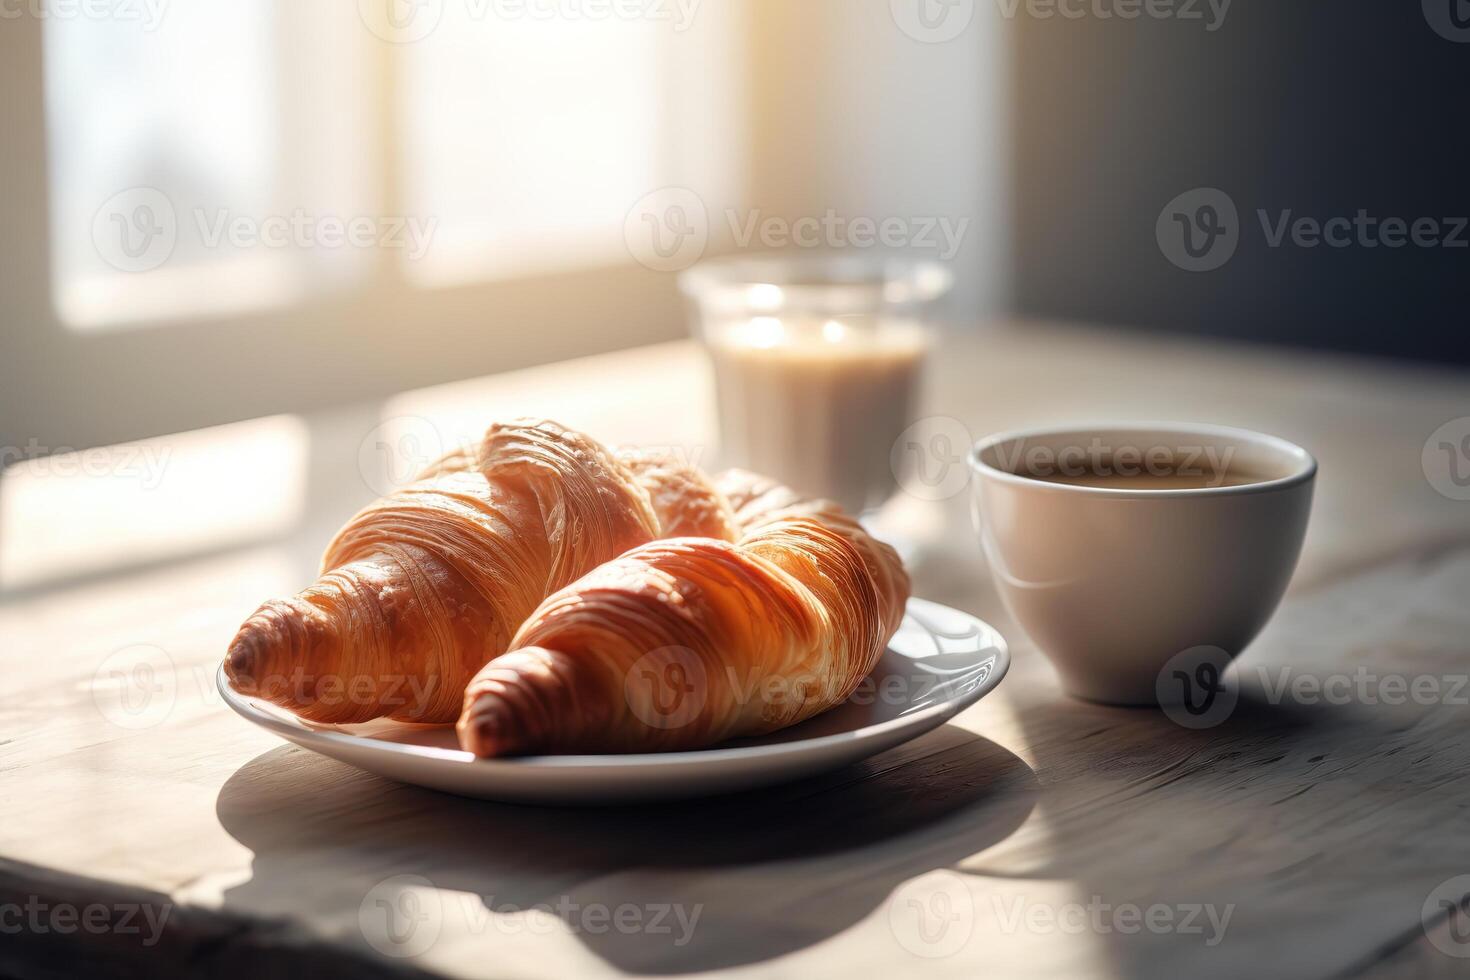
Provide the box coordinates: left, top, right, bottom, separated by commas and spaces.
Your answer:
42, 1, 707, 329
400, 9, 667, 285
45, 3, 306, 328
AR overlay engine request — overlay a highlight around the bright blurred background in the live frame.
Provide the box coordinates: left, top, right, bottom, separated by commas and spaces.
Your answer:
1, 0, 1464, 595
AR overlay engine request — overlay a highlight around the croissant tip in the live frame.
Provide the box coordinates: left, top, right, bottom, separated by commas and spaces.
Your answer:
457, 672, 544, 758
456, 703, 509, 758
224, 635, 260, 693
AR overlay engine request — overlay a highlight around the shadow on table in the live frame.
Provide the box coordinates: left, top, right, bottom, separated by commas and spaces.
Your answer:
216, 723, 1037, 974
977, 677, 1470, 980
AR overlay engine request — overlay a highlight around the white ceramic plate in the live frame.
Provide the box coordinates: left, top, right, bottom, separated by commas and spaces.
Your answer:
217, 598, 1008, 804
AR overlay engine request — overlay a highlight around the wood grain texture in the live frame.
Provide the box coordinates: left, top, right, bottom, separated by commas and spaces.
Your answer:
3, 321, 1470, 979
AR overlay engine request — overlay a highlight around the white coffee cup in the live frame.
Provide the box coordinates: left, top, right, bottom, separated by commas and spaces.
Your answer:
968, 423, 1316, 705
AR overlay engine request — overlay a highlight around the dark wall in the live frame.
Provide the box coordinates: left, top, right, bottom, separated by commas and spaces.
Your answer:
1011, 0, 1470, 365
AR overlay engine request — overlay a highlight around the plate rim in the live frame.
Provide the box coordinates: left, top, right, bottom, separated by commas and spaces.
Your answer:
216, 596, 1010, 771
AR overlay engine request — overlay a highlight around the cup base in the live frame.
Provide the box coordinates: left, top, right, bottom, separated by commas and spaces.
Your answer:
1063, 686, 1173, 708
1057, 668, 1199, 707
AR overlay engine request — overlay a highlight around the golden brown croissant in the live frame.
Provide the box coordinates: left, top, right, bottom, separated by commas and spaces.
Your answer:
223, 419, 733, 723
456, 469, 911, 756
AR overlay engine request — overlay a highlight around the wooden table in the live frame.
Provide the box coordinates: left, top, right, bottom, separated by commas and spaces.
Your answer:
5, 320, 1470, 979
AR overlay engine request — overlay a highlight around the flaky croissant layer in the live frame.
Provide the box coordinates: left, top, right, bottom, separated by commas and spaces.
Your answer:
224, 419, 733, 723
456, 475, 910, 757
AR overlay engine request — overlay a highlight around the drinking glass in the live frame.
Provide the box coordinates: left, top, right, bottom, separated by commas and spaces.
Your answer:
679, 253, 953, 521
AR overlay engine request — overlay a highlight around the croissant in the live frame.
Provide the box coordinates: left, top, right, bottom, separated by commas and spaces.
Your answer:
223, 419, 735, 723
456, 469, 911, 755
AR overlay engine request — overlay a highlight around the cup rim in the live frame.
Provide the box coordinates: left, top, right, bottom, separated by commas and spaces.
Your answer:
967, 421, 1318, 499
